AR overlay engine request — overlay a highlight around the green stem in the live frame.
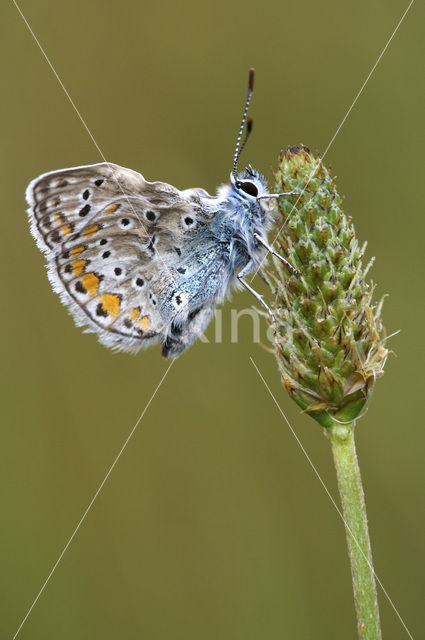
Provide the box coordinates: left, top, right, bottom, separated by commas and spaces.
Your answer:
328, 423, 382, 639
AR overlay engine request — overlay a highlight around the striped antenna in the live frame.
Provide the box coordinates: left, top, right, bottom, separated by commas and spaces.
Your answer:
232, 69, 255, 179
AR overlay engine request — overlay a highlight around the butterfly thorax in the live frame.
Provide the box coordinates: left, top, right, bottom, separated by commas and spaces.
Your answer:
212, 169, 273, 276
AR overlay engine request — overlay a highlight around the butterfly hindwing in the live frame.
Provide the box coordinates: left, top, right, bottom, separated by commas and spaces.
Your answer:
26, 162, 217, 352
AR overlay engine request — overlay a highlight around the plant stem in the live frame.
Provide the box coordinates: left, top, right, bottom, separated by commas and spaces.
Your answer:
328, 423, 382, 639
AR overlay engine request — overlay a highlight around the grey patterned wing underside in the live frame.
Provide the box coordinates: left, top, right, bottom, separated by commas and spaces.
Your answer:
26, 162, 219, 353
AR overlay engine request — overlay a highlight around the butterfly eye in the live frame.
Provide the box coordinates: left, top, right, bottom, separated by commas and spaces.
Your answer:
236, 180, 258, 197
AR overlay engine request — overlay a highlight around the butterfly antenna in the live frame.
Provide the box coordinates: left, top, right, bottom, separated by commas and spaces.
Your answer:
232, 68, 255, 179
238, 117, 253, 160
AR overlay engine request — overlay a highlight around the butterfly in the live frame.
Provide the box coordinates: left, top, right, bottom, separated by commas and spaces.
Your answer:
26, 69, 296, 358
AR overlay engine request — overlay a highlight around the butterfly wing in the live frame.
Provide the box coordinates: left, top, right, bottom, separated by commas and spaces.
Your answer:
26, 162, 219, 353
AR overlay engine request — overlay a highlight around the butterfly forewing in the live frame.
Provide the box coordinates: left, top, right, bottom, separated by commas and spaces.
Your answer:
26, 163, 214, 352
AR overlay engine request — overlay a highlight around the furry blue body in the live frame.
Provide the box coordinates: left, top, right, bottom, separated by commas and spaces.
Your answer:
161, 169, 273, 356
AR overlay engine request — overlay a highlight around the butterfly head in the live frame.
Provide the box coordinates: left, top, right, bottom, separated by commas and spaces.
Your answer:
230, 165, 268, 201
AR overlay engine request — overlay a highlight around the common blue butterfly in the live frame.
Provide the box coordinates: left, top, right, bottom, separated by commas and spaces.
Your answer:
26, 70, 296, 357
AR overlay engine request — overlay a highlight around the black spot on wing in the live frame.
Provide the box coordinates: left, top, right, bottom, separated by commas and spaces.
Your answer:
79, 204, 91, 217
75, 281, 87, 294
96, 303, 108, 317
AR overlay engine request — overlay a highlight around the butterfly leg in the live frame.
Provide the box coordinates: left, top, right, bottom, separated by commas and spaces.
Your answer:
254, 233, 298, 274
237, 263, 276, 323
257, 191, 301, 200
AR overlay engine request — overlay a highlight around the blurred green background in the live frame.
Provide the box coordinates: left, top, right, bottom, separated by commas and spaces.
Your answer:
2, 0, 423, 638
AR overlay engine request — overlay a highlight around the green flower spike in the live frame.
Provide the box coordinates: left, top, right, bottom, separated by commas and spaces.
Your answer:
266, 145, 390, 639
268, 145, 388, 429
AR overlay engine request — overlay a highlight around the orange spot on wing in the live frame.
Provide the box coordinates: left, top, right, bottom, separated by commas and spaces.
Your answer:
83, 224, 99, 237
71, 246, 84, 257
130, 307, 141, 322
82, 273, 99, 295
50, 197, 60, 206
53, 213, 64, 224
61, 224, 72, 236
139, 316, 151, 331
104, 204, 118, 215
72, 259, 86, 276
99, 293, 121, 316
